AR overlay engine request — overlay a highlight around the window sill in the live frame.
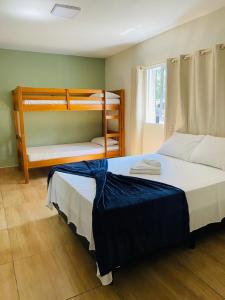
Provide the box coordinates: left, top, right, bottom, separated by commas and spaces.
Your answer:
145, 122, 164, 126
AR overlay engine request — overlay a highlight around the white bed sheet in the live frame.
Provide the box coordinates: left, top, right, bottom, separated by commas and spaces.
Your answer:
47, 153, 225, 251
27, 143, 119, 162
23, 99, 120, 105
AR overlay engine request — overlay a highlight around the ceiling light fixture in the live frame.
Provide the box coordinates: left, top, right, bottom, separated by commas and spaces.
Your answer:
51, 4, 81, 18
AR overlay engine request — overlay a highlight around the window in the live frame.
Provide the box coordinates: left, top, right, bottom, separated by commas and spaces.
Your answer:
146, 64, 166, 124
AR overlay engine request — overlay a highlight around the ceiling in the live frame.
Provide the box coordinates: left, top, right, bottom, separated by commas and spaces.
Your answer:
0, 0, 225, 58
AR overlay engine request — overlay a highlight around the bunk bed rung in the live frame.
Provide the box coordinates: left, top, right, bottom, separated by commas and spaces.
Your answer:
69, 89, 103, 94
106, 150, 120, 158
106, 133, 120, 138
23, 105, 68, 112
21, 87, 67, 94
106, 115, 119, 120
69, 104, 104, 111
69, 97, 103, 101
16, 134, 22, 141
105, 104, 120, 110
22, 95, 67, 100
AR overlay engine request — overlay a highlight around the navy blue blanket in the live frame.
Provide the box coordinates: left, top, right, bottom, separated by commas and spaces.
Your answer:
48, 159, 189, 276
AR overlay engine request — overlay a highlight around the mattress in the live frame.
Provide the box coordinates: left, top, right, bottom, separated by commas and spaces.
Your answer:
27, 142, 119, 162
23, 99, 120, 105
47, 153, 225, 251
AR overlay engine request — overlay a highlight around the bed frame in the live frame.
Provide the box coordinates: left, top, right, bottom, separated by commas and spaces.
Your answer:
12, 86, 125, 183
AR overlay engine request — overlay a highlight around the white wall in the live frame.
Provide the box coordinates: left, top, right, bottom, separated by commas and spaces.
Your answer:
105, 7, 225, 154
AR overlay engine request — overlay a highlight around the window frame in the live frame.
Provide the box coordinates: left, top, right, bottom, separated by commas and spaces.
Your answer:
145, 63, 167, 125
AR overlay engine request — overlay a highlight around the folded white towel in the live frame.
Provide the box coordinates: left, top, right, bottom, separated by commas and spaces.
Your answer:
131, 160, 161, 170
130, 169, 161, 175
142, 159, 161, 168
130, 159, 161, 175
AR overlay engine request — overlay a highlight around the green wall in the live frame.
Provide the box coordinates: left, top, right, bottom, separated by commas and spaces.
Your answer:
0, 49, 105, 167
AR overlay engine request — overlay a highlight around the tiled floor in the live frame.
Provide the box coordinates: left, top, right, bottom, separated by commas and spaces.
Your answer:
1, 167, 225, 299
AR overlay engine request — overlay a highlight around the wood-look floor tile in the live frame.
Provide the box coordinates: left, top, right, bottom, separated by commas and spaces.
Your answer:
28, 201, 57, 222
5, 201, 57, 228
9, 223, 43, 261
2, 185, 46, 208
3, 167, 24, 182
14, 247, 98, 300
0, 207, 7, 230
5, 203, 34, 228
35, 216, 76, 252
0, 229, 12, 265
71, 287, 121, 300
0, 168, 24, 190
52, 245, 99, 295
0, 168, 4, 185
113, 263, 175, 300
149, 254, 223, 299
174, 247, 225, 298
0, 263, 19, 300
197, 233, 225, 265
9, 216, 75, 260
0, 181, 26, 192
0, 191, 3, 208
37, 184, 48, 201
116, 254, 208, 300
22, 186, 45, 203
2, 189, 26, 208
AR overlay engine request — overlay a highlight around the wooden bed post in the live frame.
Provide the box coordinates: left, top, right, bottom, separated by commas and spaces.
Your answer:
102, 90, 108, 158
120, 89, 125, 156
12, 90, 21, 170
13, 110, 21, 170
66, 89, 71, 110
17, 86, 29, 183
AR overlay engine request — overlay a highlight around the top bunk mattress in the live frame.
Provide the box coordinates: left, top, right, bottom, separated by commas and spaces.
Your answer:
27, 142, 119, 162
23, 99, 120, 105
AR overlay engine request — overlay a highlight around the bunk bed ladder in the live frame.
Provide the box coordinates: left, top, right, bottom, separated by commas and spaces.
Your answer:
103, 89, 124, 158
13, 86, 29, 183
66, 89, 71, 110
119, 89, 125, 157
103, 90, 108, 158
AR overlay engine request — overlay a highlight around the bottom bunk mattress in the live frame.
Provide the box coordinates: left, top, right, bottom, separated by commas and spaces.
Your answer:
27, 142, 119, 162
47, 153, 225, 250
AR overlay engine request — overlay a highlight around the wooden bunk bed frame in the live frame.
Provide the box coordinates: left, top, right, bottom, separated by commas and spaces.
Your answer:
12, 86, 125, 183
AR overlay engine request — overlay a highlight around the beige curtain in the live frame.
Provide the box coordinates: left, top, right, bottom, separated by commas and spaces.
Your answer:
165, 44, 225, 138
130, 66, 148, 154
215, 44, 225, 136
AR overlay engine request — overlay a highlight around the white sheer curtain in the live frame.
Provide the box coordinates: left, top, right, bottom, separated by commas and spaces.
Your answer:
165, 44, 225, 139
130, 66, 148, 154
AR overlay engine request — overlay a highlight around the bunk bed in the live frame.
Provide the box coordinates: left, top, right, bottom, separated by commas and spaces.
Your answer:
12, 86, 125, 183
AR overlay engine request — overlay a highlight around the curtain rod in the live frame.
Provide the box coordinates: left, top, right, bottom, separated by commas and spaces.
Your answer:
140, 61, 166, 70
219, 44, 225, 50
140, 44, 225, 68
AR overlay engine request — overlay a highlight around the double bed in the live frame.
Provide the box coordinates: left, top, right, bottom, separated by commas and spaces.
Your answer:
47, 152, 225, 284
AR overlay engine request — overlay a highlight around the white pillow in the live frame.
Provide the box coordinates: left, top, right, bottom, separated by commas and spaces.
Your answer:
158, 132, 204, 161
190, 135, 225, 170
90, 92, 120, 99
91, 137, 118, 147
